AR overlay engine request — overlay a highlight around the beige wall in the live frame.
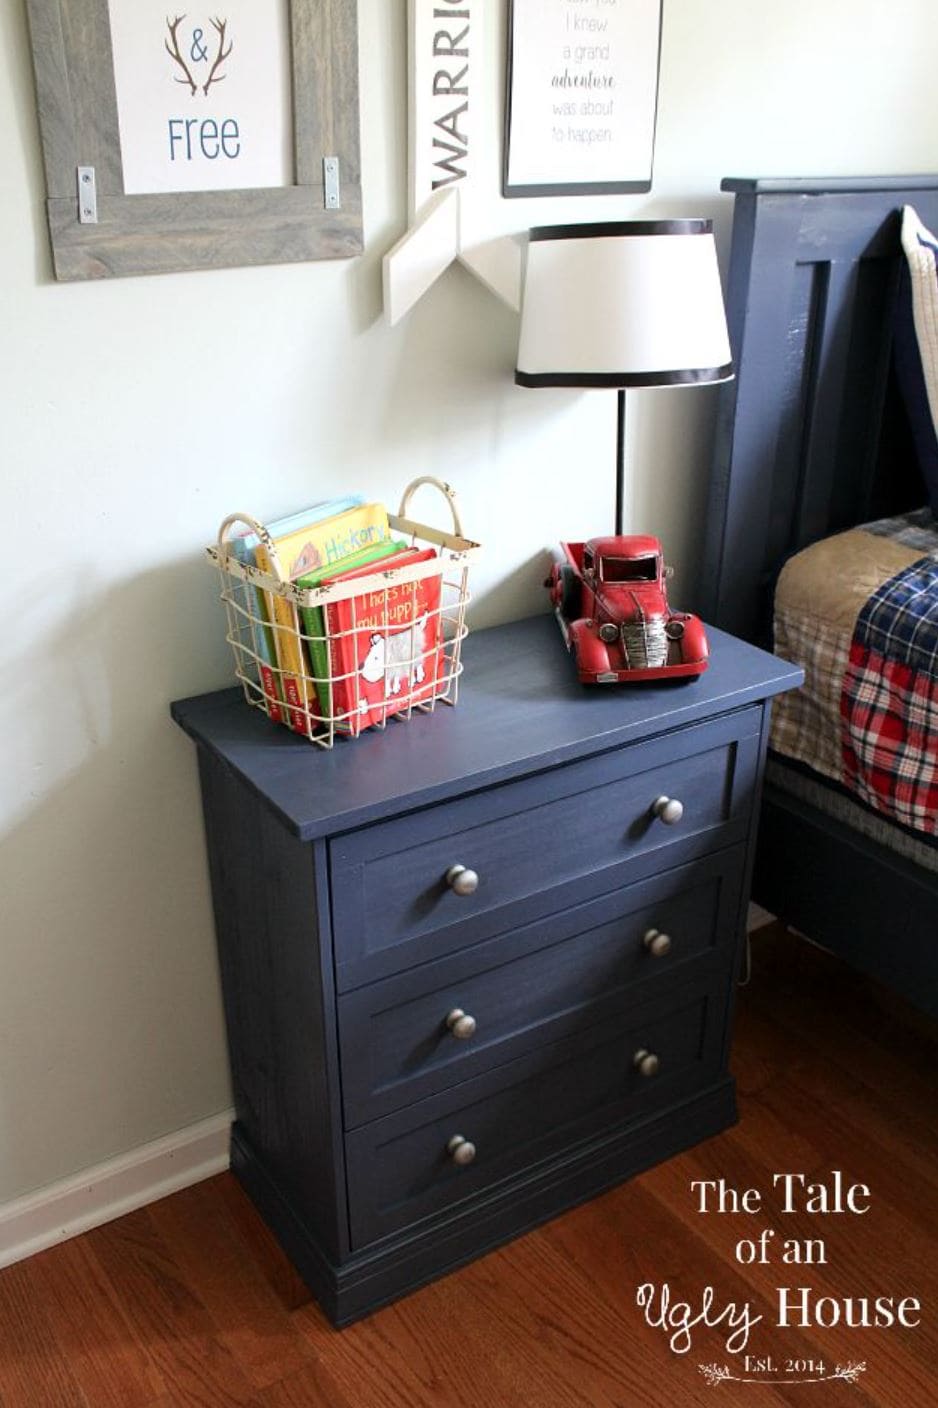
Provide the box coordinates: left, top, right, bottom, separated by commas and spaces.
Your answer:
2, 0, 937, 1204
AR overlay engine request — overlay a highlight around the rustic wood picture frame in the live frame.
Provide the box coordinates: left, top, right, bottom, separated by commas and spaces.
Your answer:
25, 0, 362, 281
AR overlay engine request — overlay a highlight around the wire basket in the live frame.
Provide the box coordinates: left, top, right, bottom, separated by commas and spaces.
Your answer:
208, 477, 480, 747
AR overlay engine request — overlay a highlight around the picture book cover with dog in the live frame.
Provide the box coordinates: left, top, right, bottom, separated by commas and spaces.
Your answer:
322, 548, 445, 736
296, 538, 410, 722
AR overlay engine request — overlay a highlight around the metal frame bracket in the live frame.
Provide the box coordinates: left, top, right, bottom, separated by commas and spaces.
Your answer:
77, 166, 97, 224
323, 157, 340, 211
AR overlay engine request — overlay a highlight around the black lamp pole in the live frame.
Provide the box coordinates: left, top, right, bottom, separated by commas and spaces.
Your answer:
614, 389, 626, 536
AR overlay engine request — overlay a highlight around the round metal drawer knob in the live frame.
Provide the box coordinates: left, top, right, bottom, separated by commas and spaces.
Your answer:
447, 1134, 477, 1166
633, 1048, 660, 1078
446, 864, 479, 896
446, 1008, 477, 1040
643, 928, 672, 958
652, 795, 684, 826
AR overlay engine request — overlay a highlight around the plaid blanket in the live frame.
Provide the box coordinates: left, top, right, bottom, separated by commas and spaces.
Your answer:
772, 509, 938, 838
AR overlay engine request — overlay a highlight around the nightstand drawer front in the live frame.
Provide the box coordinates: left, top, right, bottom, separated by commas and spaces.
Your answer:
339, 848, 745, 1126
346, 976, 725, 1247
331, 707, 761, 990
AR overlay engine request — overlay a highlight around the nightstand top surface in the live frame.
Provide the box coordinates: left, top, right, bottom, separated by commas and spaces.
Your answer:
172, 613, 802, 840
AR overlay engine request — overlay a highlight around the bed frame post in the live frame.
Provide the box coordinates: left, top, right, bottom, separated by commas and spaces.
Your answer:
702, 176, 938, 644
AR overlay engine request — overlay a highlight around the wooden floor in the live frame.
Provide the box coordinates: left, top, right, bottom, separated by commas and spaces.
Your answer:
1, 925, 936, 1408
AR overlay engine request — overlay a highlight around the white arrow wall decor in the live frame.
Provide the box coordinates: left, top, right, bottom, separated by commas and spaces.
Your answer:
383, 0, 522, 325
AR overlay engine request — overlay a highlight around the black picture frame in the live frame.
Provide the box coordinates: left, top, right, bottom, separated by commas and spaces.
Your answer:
502, 0, 662, 200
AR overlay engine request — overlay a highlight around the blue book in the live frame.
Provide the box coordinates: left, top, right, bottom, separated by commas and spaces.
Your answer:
229, 495, 364, 720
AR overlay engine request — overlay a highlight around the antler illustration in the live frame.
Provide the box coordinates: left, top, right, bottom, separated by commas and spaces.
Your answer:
202, 18, 233, 96
164, 16, 198, 96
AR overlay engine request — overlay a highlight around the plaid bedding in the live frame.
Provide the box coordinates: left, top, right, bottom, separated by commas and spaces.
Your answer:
771, 510, 938, 838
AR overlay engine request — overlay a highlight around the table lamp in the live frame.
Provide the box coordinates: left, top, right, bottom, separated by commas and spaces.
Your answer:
515, 220, 734, 533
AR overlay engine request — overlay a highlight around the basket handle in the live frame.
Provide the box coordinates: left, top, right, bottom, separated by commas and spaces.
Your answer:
216, 512, 285, 581
397, 476, 464, 538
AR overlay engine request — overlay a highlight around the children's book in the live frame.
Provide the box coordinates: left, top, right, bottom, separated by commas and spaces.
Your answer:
297, 538, 409, 723
229, 495, 363, 724
254, 502, 392, 732
229, 532, 285, 723
321, 547, 444, 737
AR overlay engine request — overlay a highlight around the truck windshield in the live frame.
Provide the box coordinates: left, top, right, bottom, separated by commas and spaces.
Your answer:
602, 557, 657, 583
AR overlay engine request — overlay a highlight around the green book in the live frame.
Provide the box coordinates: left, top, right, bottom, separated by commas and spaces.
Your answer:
297, 538, 408, 722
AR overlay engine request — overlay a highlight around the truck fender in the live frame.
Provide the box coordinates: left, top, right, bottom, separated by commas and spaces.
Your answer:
568, 619, 610, 675
680, 615, 709, 665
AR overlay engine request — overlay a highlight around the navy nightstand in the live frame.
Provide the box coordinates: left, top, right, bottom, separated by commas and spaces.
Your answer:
172, 613, 801, 1325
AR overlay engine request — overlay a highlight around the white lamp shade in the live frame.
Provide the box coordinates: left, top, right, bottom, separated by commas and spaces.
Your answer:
515, 220, 733, 387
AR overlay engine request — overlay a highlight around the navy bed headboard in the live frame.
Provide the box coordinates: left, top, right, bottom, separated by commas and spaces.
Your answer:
702, 175, 938, 643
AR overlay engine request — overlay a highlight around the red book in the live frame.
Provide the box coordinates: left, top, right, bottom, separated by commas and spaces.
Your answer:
322, 548, 445, 736
258, 662, 284, 726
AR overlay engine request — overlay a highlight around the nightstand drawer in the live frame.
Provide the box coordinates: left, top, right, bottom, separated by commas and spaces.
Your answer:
331, 707, 761, 990
345, 973, 726, 1248
338, 847, 745, 1126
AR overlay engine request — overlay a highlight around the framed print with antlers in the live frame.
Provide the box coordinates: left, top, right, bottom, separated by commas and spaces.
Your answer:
24, 0, 362, 280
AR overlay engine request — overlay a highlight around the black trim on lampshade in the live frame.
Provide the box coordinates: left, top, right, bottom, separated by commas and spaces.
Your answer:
528, 219, 713, 242
515, 363, 734, 388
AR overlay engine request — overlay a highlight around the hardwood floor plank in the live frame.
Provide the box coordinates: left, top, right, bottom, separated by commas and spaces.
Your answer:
745, 932, 938, 1133
146, 1179, 314, 1391
82, 1208, 262, 1408
210, 1174, 311, 1315
342, 1237, 622, 1408
0, 1260, 90, 1408
29, 1234, 166, 1407
256, 1362, 355, 1408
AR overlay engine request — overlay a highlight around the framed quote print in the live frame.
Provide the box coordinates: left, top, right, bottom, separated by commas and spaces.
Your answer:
25, 0, 362, 280
503, 0, 662, 198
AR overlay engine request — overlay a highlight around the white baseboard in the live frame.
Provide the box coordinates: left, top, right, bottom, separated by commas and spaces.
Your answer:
0, 1110, 233, 1271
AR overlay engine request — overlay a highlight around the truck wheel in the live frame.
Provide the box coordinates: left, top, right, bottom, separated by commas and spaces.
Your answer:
559, 565, 581, 620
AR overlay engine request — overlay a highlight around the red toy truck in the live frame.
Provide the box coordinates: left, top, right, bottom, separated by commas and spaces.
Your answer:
545, 535, 709, 684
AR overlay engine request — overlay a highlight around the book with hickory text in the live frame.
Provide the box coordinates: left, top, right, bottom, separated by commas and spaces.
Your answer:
254, 501, 391, 732
229, 494, 363, 725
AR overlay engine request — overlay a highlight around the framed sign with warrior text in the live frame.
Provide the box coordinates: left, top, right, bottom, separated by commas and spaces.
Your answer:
503, 0, 662, 198
25, 0, 362, 279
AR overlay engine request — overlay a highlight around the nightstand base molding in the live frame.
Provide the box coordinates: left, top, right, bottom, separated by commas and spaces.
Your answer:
231, 1078, 737, 1326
